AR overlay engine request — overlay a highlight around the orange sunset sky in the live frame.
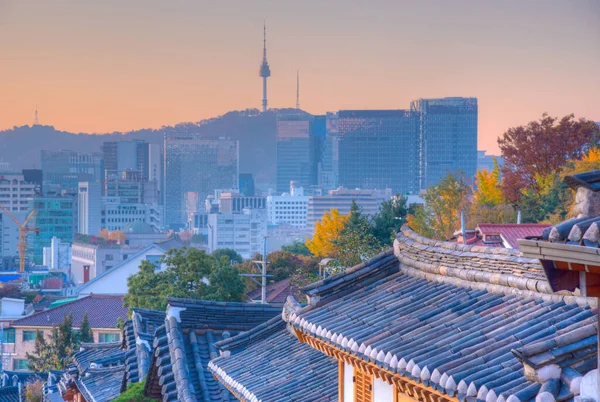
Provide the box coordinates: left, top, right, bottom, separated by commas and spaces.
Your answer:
0, 0, 598, 153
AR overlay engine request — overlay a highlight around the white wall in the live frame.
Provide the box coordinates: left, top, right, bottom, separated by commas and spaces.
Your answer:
344, 363, 354, 402
77, 247, 166, 296
373, 377, 393, 401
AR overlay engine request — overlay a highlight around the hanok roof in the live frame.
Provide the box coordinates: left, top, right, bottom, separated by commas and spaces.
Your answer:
209, 317, 338, 402
221, 226, 597, 401
10, 294, 127, 329
55, 342, 127, 402
453, 224, 550, 249
144, 299, 282, 402
121, 308, 166, 389
246, 278, 300, 304
564, 169, 600, 191
0, 385, 20, 402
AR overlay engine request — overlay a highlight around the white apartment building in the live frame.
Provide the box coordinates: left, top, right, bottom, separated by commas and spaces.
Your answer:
101, 197, 162, 232
266, 184, 308, 229
207, 209, 267, 260
0, 173, 38, 213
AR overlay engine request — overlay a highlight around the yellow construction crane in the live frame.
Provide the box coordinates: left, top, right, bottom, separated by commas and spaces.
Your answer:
0, 205, 38, 273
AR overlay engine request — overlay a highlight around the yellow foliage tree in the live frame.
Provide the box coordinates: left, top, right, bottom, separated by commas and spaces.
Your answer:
306, 209, 348, 259
108, 230, 127, 243
472, 159, 504, 206
98, 228, 110, 240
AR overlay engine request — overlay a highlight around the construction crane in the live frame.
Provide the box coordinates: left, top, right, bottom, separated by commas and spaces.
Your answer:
0, 205, 38, 273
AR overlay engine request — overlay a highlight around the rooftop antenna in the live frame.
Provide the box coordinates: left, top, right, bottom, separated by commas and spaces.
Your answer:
296, 70, 300, 110
33, 105, 39, 126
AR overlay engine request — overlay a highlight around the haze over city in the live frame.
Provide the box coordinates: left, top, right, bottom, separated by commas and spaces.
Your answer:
1, 0, 598, 153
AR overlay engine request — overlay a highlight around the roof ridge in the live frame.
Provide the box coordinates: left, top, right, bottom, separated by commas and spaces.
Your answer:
214, 315, 286, 352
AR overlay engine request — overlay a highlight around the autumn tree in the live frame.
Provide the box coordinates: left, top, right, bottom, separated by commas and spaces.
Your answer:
469, 159, 517, 225
306, 209, 348, 259
498, 113, 599, 202
25, 380, 44, 402
407, 173, 470, 240
212, 248, 243, 265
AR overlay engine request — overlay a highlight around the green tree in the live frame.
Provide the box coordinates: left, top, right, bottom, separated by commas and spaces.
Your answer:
212, 248, 243, 265
335, 221, 384, 267
79, 312, 94, 343
27, 314, 77, 371
124, 247, 246, 314
371, 195, 409, 245
407, 173, 470, 240
281, 241, 311, 256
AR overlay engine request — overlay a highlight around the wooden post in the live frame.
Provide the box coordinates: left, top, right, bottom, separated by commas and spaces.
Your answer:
339, 361, 344, 402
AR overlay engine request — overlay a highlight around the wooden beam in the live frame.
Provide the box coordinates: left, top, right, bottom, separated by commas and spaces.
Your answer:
339, 361, 344, 402
298, 331, 456, 402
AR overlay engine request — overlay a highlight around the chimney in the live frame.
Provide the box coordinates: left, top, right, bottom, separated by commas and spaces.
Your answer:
460, 210, 466, 245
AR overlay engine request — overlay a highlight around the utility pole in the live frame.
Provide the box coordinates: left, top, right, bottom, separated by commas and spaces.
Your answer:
239, 236, 272, 303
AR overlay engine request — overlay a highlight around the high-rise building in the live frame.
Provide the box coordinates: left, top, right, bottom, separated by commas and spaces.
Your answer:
239, 173, 255, 197
29, 195, 76, 264
102, 140, 150, 180
218, 192, 266, 214
207, 208, 267, 260
104, 170, 160, 205
276, 112, 313, 193
337, 110, 420, 194
101, 197, 162, 232
410, 97, 478, 188
0, 211, 27, 270
319, 112, 340, 192
78, 182, 102, 236
41, 150, 103, 191
164, 134, 239, 228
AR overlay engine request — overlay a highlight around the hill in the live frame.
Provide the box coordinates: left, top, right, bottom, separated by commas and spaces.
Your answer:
0, 108, 300, 190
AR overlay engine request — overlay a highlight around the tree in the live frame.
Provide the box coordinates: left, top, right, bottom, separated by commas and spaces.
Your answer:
27, 314, 77, 371
306, 209, 348, 259
468, 160, 517, 225
406, 173, 470, 240
25, 380, 44, 402
335, 222, 384, 267
371, 195, 409, 245
79, 312, 94, 343
124, 247, 246, 314
282, 241, 312, 256
212, 248, 243, 265
498, 113, 599, 202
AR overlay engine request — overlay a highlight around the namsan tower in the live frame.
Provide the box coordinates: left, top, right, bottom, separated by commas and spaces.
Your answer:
259, 24, 271, 112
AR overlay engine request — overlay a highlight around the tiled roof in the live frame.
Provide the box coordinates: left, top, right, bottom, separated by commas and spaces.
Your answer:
11, 294, 127, 329
246, 278, 300, 304
209, 317, 338, 402
73, 342, 124, 374
122, 308, 165, 389
144, 299, 282, 402
477, 223, 551, 249
271, 226, 597, 401
564, 169, 600, 191
0, 386, 20, 402
1, 370, 47, 388
77, 366, 125, 402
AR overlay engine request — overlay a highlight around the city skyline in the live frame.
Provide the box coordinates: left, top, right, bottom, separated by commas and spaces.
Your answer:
0, 1, 598, 154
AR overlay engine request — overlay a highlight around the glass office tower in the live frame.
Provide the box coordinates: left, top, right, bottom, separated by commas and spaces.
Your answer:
164, 134, 239, 229
337, 110, 420, 194
410, 97, 478, 189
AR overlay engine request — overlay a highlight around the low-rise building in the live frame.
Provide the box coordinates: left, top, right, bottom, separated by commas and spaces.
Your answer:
76, 238, 183, 296
42, 236, 72, 271
306, 187, 392, 231
207, 208, 267, 259
267, 184, 309, 229
101, 197, 162, 232
8, 294, 127, 371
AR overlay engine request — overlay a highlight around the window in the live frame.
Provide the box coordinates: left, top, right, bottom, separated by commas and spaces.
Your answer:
13, 359, 29, 370
98, 332, 120, 343
2, 328, 15, 343
22, 330, 37, 341
146, 255, 162, 267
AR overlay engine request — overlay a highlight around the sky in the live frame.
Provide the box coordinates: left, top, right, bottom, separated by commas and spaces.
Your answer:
0, 0, 598, 154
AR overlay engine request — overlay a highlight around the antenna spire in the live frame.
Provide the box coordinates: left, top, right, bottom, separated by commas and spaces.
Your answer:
296, 70, 300, 110
33, 105, 39, 126
259, 23, 271, 112
263, 22, 267, 61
